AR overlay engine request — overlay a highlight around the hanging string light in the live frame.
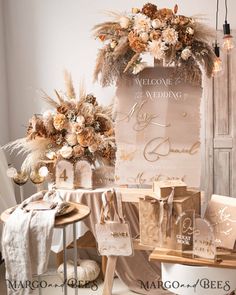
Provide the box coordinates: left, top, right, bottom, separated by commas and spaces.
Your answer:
213, 0, 223, 76
222, 0, 235, 52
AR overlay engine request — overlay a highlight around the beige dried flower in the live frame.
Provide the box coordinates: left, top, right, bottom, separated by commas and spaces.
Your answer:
77, 127, 95, 147
162, 27, 178, 45
133, 13, 151, 33
175, 41, 183, 50
59, 146, 73, 159
119, 16, 130, 29
148, 40, 167, 60
85, 115, 95, 125
128, 31, 147, 53
142, 3, 158, 19
132, 8, 140, 14
150, 30, 161, 40
57, 103, 70, 115
53, 114, 67, 130
73, 145, 85, 157
65, 133, 78, 146
72, 122, 84, 134
76, 115, 85, 125
181, 48, 192, 60
89, 143, 99, 153
154, 8, 174, 21
151, 19, 164, 29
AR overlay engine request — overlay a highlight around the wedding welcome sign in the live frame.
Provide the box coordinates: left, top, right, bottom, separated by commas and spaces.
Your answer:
115, 66, 202, 187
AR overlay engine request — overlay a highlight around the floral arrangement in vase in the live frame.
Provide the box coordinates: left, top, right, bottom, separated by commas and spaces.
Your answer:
93, 2, 216, 86
6, 72, 116, 179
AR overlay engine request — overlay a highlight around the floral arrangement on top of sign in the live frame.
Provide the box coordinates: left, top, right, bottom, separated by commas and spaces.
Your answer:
93, 2, 216, 86
5, 72, 116, 176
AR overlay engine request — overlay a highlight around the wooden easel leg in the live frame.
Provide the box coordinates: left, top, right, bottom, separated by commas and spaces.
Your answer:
102, 256, 117, 295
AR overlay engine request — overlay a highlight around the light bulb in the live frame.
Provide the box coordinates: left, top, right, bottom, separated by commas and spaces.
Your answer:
222, 21, 235, 53
212, 44, 223, 77
38, 166, 49, 177
212, 57, 223, 76
222, 35, 235, 52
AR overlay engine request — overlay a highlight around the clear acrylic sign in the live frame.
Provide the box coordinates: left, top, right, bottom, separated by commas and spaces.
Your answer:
115, 66, 202, 187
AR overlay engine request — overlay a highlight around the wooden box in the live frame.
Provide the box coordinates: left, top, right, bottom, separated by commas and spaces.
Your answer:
152, 180, 187, 199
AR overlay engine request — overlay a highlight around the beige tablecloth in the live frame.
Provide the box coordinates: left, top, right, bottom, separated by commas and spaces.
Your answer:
54, 188, 170, 295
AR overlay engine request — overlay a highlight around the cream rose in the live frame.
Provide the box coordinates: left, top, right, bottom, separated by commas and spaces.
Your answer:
181, 48, 192, 60
46, 151, 56, 160
186, 27, 194, 35
151, 19, 163, 29
139, 32, 149, 43
119, 16, 130, 29
59, 146, 73, 159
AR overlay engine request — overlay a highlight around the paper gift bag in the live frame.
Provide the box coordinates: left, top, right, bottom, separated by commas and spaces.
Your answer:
139, 190, 201, 249
204, 194, 236, 250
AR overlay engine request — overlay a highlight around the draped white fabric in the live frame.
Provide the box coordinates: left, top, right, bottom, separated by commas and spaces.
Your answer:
0, 148, 16, 245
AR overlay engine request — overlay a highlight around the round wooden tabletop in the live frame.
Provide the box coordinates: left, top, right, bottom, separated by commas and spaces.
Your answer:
0, 202, 91, 228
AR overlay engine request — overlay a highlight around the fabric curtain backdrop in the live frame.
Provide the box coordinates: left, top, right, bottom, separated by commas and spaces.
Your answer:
0, 148, 16, 248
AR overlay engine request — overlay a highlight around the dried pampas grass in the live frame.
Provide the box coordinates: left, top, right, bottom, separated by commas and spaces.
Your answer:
64, 70, 76, 99
4, 137, 52, 172
41, 90, 59, 108
113, 36, 129, 60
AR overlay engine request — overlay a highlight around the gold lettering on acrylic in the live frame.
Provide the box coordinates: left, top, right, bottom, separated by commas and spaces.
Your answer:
127, 172, 186, 185
143, 137, 200, 162
117, 99, 170, 131
120, 149, 137, 161
210, 206, 236, 236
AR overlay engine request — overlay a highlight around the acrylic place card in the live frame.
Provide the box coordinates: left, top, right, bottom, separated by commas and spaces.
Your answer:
205, 194, 236, 250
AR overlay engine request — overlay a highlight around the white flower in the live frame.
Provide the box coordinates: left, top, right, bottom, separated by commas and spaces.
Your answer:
186, 27, 194, 35
7, 167, 17, 178
162, 27, 178, 45
119, 16, 130, 29
151, 19, 163, 29
59, 146, 73, 159
133, 13, 151, 33
38, 166, 49, 177
139, 32, 149, 43
65, 133, 78, 146
181, 48, 192, 60
46, 151, 56, 160
89, 144, 98, 153
43, 110, 54, 119
110, 41, 117, 49
148, 40, 167, 60
76, 115, 85, 125
132, 62, 147, 74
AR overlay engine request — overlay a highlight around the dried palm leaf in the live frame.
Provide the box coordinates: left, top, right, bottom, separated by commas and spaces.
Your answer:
54, 89, 65, 104
4, 137, 53, 171
192, 40, 215, 78
93, 22, 119, 37
94, 48, 107, 82
41, 90, 59, 108
79, 80, 86, 100
123, 53, 140, 73
192, 21, 215, 43
113, 36, 129, 60
103, 10, 125, 20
